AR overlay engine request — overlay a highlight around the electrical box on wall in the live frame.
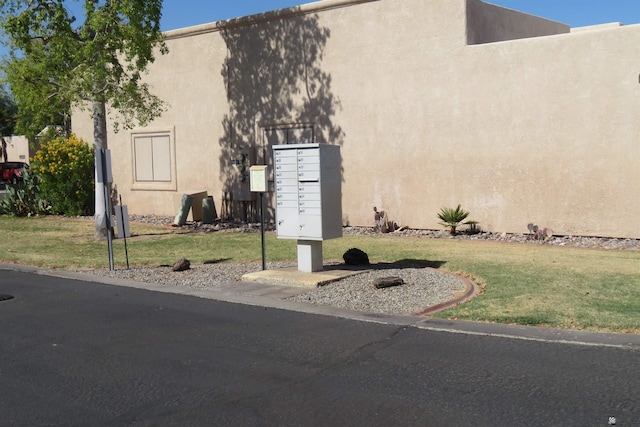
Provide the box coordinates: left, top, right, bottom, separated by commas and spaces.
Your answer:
231, 146, 256, 202
273, 143, 342, 241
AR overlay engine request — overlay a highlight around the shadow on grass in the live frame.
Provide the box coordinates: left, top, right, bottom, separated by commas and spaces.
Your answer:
203, 258, 232, 265
126, 230, 192, 240
155, 258, 232, 268
392, 259, 447, 269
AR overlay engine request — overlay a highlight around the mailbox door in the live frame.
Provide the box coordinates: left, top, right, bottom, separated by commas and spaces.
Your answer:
298, 214, 323, 239
276, 207, 299, 237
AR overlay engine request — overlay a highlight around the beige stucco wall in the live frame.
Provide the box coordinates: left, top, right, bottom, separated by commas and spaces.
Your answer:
72, 0, 640, 238
466, 0, 569, 44
72, 26, 229, 216
452, 25, 640, 236
1, 135, 30, 163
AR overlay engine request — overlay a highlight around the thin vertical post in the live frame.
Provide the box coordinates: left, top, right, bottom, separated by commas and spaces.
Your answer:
101, 148, 114, 271
119, 195, 130, 269
260, 192, 266, 270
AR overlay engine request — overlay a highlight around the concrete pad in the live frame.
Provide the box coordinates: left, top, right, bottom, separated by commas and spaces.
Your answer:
212, 281, 310, 298
242, 265, 369, 288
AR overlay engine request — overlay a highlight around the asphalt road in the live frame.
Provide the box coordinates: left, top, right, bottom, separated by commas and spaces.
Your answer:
1, 268, 639, 426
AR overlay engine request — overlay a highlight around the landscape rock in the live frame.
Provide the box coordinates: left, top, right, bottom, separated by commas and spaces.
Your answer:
124, 215, 640, 252
343, 248, 370, 265
172, 258, 191, 272
373, 276, 405, 289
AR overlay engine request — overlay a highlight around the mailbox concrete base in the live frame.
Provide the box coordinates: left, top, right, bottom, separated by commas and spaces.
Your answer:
297, 240, 323, 272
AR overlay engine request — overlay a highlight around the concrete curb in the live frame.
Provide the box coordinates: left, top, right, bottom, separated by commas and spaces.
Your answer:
2, 262, 639, 349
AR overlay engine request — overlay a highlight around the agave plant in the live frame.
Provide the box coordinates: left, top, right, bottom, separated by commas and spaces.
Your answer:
437, 204, 473, 235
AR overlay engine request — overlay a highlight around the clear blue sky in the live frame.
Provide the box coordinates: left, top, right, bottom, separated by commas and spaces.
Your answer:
160, 0, 640, 31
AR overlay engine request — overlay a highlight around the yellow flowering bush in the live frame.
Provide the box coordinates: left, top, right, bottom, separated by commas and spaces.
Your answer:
31, 134, 95, 216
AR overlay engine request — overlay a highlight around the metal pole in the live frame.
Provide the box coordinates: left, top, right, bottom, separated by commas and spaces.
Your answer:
260, 192, 266, 270
102, 149, 114, 271
119, 195, 130, 269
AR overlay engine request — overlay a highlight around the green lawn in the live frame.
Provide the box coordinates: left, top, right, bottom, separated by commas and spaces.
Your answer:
1, 216, 639, 333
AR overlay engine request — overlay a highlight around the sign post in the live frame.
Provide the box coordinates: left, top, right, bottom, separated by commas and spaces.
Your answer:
250, 165, 268, 270
96, 148, 114, 270
119, 195, 130, 269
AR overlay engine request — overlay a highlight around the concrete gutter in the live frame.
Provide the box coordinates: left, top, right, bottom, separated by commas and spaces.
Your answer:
1, 262, 639, 350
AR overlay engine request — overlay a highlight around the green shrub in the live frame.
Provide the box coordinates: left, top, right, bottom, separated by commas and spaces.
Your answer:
0, 167, 50, 216
437, 204, 476, 235
30, 134, 94, 216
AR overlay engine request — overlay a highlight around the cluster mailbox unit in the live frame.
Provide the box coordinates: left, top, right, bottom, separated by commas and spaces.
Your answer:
273, 143, 342, 272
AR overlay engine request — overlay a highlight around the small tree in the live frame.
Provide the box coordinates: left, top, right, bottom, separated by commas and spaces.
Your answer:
31, 134, 94, 216
0, 0, 168, 239
437, 204, 475, 235
0, 84, 17, 138
4, 54, 71, 141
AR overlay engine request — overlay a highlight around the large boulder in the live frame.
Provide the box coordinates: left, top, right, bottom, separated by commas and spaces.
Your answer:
343, 248, 370, 266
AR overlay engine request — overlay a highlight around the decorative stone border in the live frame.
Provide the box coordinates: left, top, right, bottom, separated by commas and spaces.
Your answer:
414, 269, 479, 316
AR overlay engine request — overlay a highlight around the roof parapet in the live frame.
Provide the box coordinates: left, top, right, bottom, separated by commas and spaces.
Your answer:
570, 22, 623, 33
163, 0, 380, 40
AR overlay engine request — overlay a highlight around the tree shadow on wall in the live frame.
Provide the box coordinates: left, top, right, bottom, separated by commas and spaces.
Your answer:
218, 9, 344, 221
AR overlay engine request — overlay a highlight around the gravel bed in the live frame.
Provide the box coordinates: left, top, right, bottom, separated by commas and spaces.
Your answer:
83, 214, 639, 317
88, 261, 468, 316
289, 268, 466, 315
89, 261, 295, 291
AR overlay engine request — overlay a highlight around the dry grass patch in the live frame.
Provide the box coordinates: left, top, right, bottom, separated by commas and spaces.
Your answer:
1, 216, 639, 333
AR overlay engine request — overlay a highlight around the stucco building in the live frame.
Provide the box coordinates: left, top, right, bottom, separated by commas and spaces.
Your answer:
72, 0, 640, 238
1, 135, 29, 163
